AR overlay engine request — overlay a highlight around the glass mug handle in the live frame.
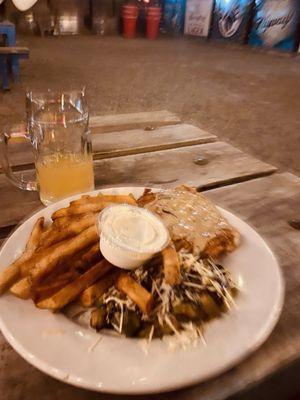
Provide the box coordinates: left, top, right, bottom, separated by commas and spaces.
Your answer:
0, 126, 38, 191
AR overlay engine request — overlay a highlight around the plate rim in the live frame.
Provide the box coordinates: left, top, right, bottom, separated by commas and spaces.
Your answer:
0, 187, 285, 394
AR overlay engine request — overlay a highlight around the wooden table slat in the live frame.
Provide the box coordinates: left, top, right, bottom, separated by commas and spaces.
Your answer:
92, 123, 217, 159
89, 110, 181, 133
3, 124, 216, 171
92, 141, 277, 189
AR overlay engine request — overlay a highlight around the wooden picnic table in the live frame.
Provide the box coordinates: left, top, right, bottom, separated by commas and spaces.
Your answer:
0, 110, 300, 400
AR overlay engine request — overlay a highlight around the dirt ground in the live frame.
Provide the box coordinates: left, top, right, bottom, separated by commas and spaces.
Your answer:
0, 35, 300, 174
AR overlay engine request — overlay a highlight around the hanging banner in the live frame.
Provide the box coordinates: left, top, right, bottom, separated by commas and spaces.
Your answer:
211, 0, 253, 42
184, 0, 214, 37
163, 0, 186, 34
249, 0, 299, 51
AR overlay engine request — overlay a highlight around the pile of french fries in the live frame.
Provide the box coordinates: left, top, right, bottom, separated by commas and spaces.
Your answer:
0, 191, 181, 319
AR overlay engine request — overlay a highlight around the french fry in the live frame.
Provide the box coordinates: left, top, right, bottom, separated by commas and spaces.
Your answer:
79, 270, 119, 307
13, 259, 77, 300
69, 194, 137, 207
40, 213, 96, 248
42, 266, 79, 285
51, 202, 108, 219
32, 270, 80, 302
0, 217, 44, 295
36, 259, 113, 310
128, 193, 137, 204
51, 194, 137, 220
71, 195, 91, 203
81, 242, 101, 265
30, 225, 99, 285
115, 273, 153, 315
137, 189, 156, 207
70, 252, 90, 272
20, 237, 98, 278
20, 240, 64, 277
162, 245, 181, 286
10, 277, 31, 299
52, 216, 73, 228
26, 217, 45, 251
63, 243, 101, 273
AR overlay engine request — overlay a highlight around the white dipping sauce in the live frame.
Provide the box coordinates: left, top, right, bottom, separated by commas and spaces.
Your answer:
99, 204, 169, 269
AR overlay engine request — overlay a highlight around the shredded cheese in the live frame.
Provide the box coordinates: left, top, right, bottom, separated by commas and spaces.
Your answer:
93, 249, 237, 348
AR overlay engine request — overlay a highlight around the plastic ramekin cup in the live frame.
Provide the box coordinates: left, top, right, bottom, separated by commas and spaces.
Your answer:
98, 204, 170, 269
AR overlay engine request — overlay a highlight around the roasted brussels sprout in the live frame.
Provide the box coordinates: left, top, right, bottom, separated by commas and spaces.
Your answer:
90, 306, 107, 331
138, 323, 155, 339
121, 310, 141, 337
199, 293, 221, 319
173, 302, 204, 321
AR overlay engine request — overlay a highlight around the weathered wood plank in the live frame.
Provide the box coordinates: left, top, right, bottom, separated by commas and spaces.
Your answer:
92, 124, 216, 159
89, 110, 181, 133
0, 141, 276, 233
1, 124, 216, 171
92, 141, 276, 188
0, 172, 299, 400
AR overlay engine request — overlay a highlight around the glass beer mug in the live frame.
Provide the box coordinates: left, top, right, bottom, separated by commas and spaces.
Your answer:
0, 90, 95, 205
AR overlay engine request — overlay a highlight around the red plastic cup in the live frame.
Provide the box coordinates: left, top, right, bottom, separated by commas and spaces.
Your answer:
147, 6, 161, 16
146, 7, 161, 40
122, 5, 138, 16
122, 4, 138, 38
122, 16, 138, 38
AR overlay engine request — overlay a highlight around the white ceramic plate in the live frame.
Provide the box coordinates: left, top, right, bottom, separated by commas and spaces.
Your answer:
0, 187, 284, 394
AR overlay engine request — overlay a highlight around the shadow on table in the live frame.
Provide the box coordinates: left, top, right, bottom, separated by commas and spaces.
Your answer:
229, 359, 300, 400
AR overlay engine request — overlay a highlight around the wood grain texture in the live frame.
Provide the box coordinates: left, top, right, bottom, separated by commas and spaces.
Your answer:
92, 141, 276, 188
90, 110, 181, 133
1, 124, 216, 171
0, 172, 299, 400
92, 123, 217, 159
0, 142, 276, 232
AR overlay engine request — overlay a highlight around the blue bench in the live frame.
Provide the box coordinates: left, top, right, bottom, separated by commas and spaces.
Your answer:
0, 21, 19, 80
0, 47, 29, 90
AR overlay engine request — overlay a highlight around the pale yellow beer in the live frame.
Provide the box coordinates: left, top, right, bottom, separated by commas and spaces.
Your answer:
36, 153, 94, 205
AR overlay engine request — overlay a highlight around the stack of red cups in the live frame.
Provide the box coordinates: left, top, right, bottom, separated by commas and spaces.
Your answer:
122, 3, 139, 39
146, 6, 161, 40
